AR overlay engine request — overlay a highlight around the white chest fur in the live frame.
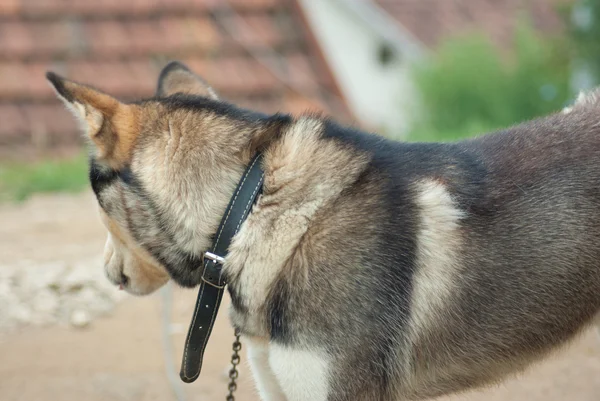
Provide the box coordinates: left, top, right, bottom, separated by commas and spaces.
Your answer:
246, 338, 331, 401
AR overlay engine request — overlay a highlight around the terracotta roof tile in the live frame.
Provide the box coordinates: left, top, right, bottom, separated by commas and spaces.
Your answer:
0, 0, 20, 16
0, 105, 28, 142
0, 22, 34, 60
202, 57, 278, 95
31, 22, 72, 57
236, 14, 282, 47
0, 103, 81, 147
0, 0, 351, 152
286, 53, 319, 91
23, 104, 78, 137
157, 17, 221, 53
24, 63, 53, 99
228, 0, 280, 8
66, 61, 156, 98
84, 20, 133, 57
16, 0, 280, 17
125, 20, 169, 55
0, 63, 28, 99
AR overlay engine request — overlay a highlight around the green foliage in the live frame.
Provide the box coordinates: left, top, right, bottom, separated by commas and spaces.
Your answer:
565, 0, 600, 81
408, 21, 571, 142
0, 154, 89, 202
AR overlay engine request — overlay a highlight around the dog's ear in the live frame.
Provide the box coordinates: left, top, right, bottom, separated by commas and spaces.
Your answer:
46, 72, 140, 169
156, 61, 218, 99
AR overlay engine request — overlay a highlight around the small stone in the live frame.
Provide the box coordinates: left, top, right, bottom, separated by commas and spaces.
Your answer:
32, 289, 59, 313
70, 309, 91, 328
30, 289, 60, 324
11, 304, 32, 324
61, 267, 89, 293
21, 262, 67, 292
74, 287, 114, 315
0, 255, 124, 332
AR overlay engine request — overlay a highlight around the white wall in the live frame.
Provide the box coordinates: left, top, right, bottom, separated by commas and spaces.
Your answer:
298, 0, 419, 138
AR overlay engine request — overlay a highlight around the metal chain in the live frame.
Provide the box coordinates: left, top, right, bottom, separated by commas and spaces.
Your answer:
226, 330, 242, 401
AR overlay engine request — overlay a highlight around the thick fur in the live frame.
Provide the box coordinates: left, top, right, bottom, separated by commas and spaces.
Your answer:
47, 63, 600, 401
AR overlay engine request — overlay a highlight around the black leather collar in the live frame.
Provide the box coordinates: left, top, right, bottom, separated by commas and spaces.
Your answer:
180, 153, 265, 383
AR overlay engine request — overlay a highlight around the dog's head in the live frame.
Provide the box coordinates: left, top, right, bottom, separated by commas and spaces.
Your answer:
47, 62, 273, 295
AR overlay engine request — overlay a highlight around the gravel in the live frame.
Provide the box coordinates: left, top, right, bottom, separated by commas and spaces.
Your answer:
0, 257, 125, 333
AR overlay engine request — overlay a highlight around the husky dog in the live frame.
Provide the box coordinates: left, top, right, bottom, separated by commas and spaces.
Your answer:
47, 62, 600, 401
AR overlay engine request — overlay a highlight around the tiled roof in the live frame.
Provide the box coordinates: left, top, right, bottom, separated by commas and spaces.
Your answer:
374, 0, 566, 49
0, 0, 350, 153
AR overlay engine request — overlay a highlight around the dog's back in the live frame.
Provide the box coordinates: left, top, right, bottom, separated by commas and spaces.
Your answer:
406, 99, 600, 397
232, 96, 600, 400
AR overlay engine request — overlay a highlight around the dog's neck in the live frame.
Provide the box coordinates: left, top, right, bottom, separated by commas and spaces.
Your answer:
149, 111, 369, 298
220, 117, 371, 324
191, 112, 291, 252
131, 109, 289, 285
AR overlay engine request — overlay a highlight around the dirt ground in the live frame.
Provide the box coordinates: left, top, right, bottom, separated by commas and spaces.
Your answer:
1, 191, 600, 401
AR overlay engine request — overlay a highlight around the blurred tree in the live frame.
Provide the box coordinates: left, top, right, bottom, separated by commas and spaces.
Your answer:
562, 0, 600, 89
408, 19, 571, 142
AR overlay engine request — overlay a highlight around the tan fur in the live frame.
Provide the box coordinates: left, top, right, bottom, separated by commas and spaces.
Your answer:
226, 117, 370, 334
51, 78, 141, 170
99, 206, 169, 295
404, 180, 465, 388
132, 104, 256, 257
106, 103, 141, 169
399, 180, 494, 398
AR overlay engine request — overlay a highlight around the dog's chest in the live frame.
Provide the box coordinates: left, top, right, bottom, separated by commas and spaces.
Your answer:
228, 302, 269, 338
227, 285, 270, 337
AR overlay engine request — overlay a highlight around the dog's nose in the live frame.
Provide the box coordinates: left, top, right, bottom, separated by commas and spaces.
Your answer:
118, 272, 129, 290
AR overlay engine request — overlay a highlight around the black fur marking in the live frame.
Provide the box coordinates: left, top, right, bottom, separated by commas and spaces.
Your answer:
138, 239, 204, 288
141, 93, 286, 126
267, 276, 291, 343
88, 159, 118, 198
46, 72, 74, 102
89, 160, 139, 201
117, 166, 135, 187
322, 119, 487, 212
166, 94, 268, 121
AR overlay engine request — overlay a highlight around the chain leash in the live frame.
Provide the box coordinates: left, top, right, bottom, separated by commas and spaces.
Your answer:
226, 330, 242, 401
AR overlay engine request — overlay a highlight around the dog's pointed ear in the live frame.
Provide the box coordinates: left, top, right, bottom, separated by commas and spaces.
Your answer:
156, 61, 218, 99
46, 72, 140, 169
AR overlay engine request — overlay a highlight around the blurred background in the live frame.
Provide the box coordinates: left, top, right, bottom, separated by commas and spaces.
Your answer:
2, 0, 600, 400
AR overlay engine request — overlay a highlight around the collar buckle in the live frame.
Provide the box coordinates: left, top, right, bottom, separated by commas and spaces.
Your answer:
203, 251, 225, 264
201, 251, 226, 289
